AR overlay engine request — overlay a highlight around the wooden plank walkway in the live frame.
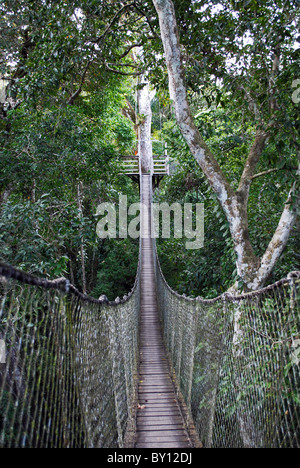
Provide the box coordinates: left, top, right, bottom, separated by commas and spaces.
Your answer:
135, 175, 192, 449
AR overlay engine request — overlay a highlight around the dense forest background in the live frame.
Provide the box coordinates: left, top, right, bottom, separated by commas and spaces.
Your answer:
0, 0, 299, 299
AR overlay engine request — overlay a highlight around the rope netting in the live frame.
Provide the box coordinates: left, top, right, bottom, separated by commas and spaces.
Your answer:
0, 263, 140, 448
0, 172, 299, 449
155, 250, 300, 448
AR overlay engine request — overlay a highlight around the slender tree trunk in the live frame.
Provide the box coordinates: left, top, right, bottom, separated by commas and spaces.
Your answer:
32, 179, 36, 203
0, 186, 12, 206
69, 258, 75, 286
77, 182, 87, 294
137, 77, 154, 175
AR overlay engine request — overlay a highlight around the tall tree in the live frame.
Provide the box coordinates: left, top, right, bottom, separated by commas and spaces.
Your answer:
152, 0, 299, 290
138, 75, 155, 174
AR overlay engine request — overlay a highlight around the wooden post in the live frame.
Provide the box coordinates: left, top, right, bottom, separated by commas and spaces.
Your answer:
165, 142, 170, 175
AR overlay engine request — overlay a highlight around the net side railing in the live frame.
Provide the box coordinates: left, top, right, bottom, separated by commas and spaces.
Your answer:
0, 261, 141, 448
154, 249, 300, 448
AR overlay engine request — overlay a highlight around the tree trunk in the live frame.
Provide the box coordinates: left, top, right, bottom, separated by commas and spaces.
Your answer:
153, 0, 299, 448
0, 186, 12, 206
137, 77, 154, 175
152, 0, 299, 291
77, 182, 87, 294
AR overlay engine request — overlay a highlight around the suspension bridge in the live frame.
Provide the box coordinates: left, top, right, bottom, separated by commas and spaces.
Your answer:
0, 169, 299, 448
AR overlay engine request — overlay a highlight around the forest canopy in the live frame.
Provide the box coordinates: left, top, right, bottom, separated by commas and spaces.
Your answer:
0, 0, 299, 298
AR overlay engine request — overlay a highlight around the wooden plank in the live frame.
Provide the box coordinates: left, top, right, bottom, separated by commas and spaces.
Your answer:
138, 376, 174, 382
136, 442, 191, 448
136, 425, 185, 432
138, 410, 182, 418
139, 365, 169, 370
139, 382, 172, 387
137, 418, 184, 425
139, 376, 171, 381
138, 401, 179, 407
138, 389, 176, 395
136, 434, 189, 443
138, 403, 179, 410
138, 414, 183, 422
138, 394, 177, 400
134, 175, 191, 449
138, 378, 171, 384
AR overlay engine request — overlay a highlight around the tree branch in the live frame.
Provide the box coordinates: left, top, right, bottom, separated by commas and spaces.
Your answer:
117, 43, 144, 60
240, 85, 261, 121
250, 168, 279, 180
67, 59, 93, 105
104, 62, 143, 76
237, 129, 269, 200
122, 99, 137, 126
93, 2, 136, 45
152, 0, 235, 209
134, 2, 160, 39
107, 62, 140, 69
250, 170, 300, 289
269, 46, 280, 113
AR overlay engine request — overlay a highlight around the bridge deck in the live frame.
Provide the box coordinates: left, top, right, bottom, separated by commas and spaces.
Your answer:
135, 175, 192, 449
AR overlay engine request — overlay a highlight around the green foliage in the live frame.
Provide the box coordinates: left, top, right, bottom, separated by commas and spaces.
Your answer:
0, 0, 299, 298
1, 82, 135, 191
92, 239, 139, 301
0, 26, 138, 293
156, 103, 299, 296
0, 389, 20, 447
0, 194, 80, 277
